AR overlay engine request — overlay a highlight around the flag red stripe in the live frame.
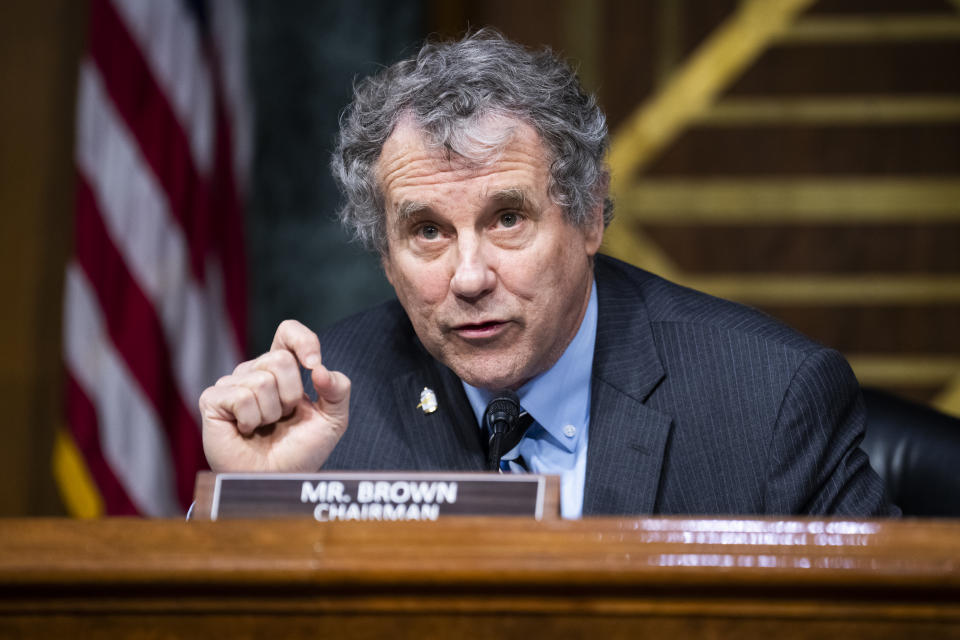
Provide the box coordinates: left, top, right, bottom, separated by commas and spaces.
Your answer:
65, 373, 141, 515
65, 0, 247, 516
74, 174, 206, 509
88, 0, 212, 283
211, 94, 247, 353
90, 0, 246, 352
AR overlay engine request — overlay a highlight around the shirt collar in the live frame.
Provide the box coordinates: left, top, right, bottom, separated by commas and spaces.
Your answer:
463, 278, 598, 453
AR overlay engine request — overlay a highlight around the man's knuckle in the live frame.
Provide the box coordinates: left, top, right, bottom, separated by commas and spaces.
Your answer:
198, 387, 215, 410
232, 387, 256, 413
261, 349, 295, 371
232, 359, 256, 376
248, 368, 267, 386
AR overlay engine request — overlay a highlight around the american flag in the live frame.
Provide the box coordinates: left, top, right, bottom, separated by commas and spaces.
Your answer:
55, 0, 250, 516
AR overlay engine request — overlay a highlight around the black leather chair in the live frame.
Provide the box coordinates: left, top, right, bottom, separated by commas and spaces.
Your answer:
860, 388, 960, 517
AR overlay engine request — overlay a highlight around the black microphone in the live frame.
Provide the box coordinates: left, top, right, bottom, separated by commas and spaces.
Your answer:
484, 390, 521, 471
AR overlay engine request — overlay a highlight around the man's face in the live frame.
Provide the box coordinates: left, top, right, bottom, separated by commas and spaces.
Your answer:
378, 117, 604, 390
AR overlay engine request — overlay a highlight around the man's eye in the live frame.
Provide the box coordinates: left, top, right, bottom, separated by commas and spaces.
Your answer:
499, 212, 521, 228
417, 224, 440, 240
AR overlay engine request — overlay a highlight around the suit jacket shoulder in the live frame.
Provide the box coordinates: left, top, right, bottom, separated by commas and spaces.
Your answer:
588, 255, 895, 516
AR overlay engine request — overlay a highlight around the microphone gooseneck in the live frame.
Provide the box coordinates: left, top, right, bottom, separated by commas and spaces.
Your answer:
484, 390, 521, 471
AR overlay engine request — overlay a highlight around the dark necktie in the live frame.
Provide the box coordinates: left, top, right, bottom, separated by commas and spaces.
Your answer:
483, 397, 535, 472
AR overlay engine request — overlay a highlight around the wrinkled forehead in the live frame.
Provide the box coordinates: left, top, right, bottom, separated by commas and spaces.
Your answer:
376, 115, 551, 206
384, 111, 545, 171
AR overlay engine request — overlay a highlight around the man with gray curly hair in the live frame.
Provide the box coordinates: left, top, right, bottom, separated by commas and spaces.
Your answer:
200, 30, 896, 518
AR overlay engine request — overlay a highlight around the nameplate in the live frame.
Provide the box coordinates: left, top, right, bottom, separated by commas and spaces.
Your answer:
191, 472, 560, 521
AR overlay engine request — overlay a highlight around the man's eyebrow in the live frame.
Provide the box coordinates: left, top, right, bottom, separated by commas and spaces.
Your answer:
395, 200, 431, 223
488, 187, 526, 209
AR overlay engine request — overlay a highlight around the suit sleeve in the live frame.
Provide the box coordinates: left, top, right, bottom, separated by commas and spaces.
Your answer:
762, 347, 900, 516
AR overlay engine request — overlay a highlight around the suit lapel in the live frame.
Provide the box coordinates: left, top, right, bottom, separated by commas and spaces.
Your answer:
583, 257, 673, 515
584, 380, 672, 514
392, 356, 487, 471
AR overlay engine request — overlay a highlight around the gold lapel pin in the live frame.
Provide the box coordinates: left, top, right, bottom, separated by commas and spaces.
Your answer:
417, 387, 438, 414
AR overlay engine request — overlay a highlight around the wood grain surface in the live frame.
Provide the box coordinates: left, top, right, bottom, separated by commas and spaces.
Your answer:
1, 517, 958, 638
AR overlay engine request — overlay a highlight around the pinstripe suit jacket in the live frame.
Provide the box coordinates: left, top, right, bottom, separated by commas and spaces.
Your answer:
320, 254, 896, 516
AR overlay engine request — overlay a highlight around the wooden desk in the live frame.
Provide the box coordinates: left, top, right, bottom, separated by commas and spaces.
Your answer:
1, 517, 958, 638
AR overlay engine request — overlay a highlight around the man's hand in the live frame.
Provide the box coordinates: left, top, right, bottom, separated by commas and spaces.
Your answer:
199, 320, 350, 472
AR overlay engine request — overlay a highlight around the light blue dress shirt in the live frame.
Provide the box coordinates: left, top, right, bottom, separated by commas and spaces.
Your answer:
462, 280, 598, 519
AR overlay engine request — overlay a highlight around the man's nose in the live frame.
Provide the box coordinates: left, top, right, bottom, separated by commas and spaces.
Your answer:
449, 237, 496, 300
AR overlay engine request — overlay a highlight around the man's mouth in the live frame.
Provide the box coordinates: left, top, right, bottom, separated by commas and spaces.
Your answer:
452, 320, 508, 339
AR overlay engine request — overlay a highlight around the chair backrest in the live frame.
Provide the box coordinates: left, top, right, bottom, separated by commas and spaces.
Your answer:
860, 388, 960, 517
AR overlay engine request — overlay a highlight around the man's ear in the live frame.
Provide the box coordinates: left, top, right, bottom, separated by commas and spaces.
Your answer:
381, 251, 396, 287
583, 204, 605, 257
